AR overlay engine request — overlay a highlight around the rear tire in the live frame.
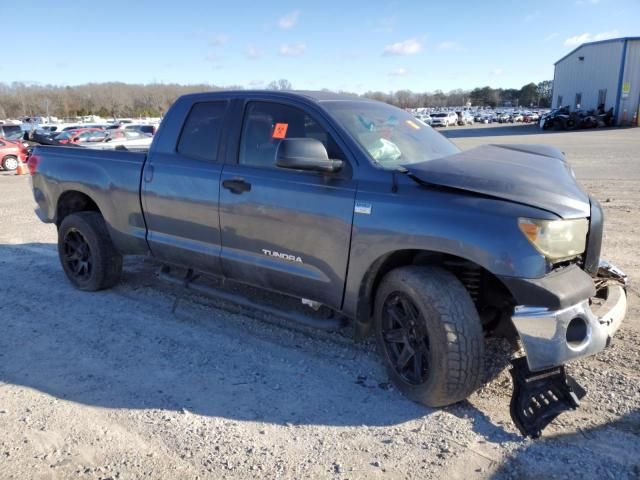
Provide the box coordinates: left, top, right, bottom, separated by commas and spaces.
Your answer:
2, 155, 19, 171
57, 212, 123, 291
374, 266, 484, 407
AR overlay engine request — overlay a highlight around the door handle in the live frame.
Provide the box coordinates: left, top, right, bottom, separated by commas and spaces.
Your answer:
143, 164, 154, 183
222, 178, 251, 194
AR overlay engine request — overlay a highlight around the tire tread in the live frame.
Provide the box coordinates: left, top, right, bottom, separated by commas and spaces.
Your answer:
375, 266, 484, 407
58, 212, 122, 291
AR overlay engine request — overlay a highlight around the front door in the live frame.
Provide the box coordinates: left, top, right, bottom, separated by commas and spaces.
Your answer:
219, 100, 357, 309
142, 100, 229, 274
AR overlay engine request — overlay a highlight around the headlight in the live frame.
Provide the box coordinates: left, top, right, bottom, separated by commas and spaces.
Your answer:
518, 217, 588, 261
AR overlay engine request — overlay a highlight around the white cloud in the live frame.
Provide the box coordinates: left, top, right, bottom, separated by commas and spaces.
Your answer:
246, 44, 262, 59
388, 68, 408, 76
594, 30, 618, 40
490, 68, 504, 76
279, 43, 306, 57
544, 32, 560, 42
437, 41, 461, 51
278, 10, 300, 29
207, 33, 228, 47
565, 33, 592, 46
383, 38, 422, 56
564, 30, 619, 46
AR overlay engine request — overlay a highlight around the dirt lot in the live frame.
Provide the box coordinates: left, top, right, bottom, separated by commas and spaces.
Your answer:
1, 123, 639, 479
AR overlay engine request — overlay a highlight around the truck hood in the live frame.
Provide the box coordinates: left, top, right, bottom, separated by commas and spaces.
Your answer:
405, 144, 590, 219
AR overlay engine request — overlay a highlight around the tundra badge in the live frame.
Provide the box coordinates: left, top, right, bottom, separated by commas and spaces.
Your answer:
354, 202, 372, 215
262, 249, 303, 263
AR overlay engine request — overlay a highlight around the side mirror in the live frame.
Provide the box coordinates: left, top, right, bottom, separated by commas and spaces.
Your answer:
276, 138, 343, 173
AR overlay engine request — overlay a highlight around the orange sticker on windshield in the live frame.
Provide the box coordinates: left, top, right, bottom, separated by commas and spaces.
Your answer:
272, 123, 288, 139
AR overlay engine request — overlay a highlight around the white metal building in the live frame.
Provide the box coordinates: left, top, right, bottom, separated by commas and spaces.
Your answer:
553, 37, 640, 125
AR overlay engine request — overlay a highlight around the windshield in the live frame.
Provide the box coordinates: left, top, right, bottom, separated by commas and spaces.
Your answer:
324, 101, 460, 169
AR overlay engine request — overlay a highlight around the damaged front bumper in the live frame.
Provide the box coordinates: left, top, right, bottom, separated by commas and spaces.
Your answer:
510, 260, 627, 372
506, 260, 627, 437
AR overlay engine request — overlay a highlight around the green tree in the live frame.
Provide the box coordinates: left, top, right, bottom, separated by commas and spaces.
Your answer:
501, 88, 520, 107
470, 86, 499, 107
267, 79, 292, 90
537, 80, 553, 108
519, 83, 539, 107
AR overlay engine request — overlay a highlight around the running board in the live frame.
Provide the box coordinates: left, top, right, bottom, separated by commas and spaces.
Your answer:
509, 356, 586, 438
157, 266, 345, 331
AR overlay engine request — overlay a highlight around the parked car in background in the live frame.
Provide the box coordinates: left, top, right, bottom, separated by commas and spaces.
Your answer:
79, 129, 152, 151
430, 111, 458, 127
473, 112, 486, 123
539, 106, 571, 130
0, 124, 23, 138
413, 113, 432, 126
456, 111, 474, 126
125, 124, 159, 135
54, 128, 105, 145
497, 112, 513, 123
105, 120, 135, 130
0, 138, 28, 170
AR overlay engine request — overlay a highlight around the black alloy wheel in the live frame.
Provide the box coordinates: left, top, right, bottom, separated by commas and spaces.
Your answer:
381, 291, 430, 385
63, 228, 93, 281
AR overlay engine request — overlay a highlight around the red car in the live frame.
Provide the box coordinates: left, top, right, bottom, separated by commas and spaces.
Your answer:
54, 127, 104, 145
0, 138, 28, 171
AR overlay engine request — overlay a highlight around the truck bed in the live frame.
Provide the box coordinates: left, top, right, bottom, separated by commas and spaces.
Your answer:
30, 145, 149, 255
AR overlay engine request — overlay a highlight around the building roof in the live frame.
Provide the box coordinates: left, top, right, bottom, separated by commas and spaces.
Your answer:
554, 36, 640, 65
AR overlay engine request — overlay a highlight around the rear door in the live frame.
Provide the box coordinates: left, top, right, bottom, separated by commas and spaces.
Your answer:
141, 100, 229, 274
219, 99, 357, 309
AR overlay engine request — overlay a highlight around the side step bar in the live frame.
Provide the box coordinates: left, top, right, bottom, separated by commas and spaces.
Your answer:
157, 266, 345, 331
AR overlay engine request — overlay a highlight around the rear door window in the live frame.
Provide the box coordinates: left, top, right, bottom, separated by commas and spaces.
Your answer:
177, 101, 227, 162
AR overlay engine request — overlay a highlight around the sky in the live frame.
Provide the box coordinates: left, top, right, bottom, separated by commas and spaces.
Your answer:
3, 0, 638, 93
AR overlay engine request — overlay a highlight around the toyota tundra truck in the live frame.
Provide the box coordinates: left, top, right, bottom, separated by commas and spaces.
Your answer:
28, 90, 628, 437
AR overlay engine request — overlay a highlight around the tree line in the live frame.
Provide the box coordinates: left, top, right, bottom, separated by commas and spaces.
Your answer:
0, 79, 552, 119
363, 81, 553, 109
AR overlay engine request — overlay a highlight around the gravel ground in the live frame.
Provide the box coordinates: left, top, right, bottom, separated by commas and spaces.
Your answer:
0, 123, 639, 479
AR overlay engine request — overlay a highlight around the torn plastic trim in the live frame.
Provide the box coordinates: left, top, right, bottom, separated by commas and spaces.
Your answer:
509, 356, 586, 438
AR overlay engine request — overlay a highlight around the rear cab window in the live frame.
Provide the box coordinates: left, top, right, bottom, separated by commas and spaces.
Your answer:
177, 101, 228, 162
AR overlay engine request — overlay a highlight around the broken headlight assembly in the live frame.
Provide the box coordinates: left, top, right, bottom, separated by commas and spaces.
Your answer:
518, 217, 588, 261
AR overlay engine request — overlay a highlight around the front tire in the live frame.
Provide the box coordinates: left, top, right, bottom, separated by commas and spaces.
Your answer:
57, 212, 123, 291
374, 266, 484, 407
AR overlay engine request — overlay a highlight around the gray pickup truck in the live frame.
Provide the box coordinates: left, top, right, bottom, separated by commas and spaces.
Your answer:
29, 91, 628, 437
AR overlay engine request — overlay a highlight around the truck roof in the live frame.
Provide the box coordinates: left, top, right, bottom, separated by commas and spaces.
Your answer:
177, 90, 376, 104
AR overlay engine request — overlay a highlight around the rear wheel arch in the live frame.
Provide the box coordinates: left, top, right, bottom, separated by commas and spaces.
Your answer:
55, 190, 102, 227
